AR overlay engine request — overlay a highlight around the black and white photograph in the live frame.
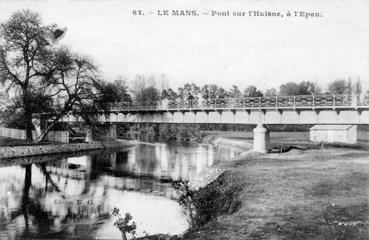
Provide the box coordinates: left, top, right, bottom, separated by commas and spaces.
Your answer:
0, 0, 369, 239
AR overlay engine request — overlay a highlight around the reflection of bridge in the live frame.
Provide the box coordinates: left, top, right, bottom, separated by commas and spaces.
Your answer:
62, 94, 369, 124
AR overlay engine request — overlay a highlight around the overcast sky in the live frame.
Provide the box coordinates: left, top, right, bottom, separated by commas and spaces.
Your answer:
0, 0, 368, 92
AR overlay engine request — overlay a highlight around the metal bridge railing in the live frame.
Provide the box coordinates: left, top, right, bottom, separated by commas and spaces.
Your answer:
107, 94, 369, 112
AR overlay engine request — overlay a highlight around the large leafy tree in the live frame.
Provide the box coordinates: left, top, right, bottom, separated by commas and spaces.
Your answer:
0, 10, 101, 142
0, 10, 58, 141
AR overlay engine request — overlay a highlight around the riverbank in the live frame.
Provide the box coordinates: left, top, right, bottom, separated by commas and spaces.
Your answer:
0, 140, 134, 159
182, 147, 369, 240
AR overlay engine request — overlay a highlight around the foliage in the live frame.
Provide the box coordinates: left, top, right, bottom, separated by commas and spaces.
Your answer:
178, 83, 201, 100
243, 85, 263, 97
161, 88, 178, 100
158, 124, 203, 144
228, 85, 242, 98
201, 84, 228, 99
264, 88, 277, 96
131, 75, 161, 102
1, 89, 53, 129
0, 10, 59, 140
112, 207, 136, 240
0, 9, 102, 141
353, 78, 362, 95
97, 77, 132, 103
327, 79, 351, 95
172, 172, 242, 230
171, 181, 196, 229
279, 81, 320, 95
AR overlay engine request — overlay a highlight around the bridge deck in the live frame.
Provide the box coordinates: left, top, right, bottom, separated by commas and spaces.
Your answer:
107, 94, 369, 112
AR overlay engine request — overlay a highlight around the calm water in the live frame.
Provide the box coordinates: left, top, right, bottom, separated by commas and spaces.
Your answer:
0, 142, 241, 239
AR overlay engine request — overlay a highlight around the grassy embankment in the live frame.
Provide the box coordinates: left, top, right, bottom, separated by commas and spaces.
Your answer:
181, 141, 369, 239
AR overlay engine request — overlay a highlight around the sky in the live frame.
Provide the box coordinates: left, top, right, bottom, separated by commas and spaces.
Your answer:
0, 0, 368, 92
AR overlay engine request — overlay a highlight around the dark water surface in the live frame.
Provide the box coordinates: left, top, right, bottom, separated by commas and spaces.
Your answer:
0, 142, 241, 239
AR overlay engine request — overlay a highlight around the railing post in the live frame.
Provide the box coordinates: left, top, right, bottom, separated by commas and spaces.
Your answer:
312, 95, 315, 107
258, 97, 261, 108
276, 95, 278, 108
293, 96, 296, 108
333, 94, 335, 107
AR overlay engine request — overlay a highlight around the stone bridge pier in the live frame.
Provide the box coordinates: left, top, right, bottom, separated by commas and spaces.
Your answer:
253, 124, 270, 153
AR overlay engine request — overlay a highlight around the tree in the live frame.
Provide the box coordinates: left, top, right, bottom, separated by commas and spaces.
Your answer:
298, 81, 321, 95
178, 83, 200, 101
264, 88, 277, 96
279, 81, 320, 95
353, 78, 362, 95
201, 84, 228, 99
36, 49, 101, 142
0, 10, 102, 142
0, 10, 59, 141
243, 85, 263, 97
137, 86, 160, 102
161, 88, 178, 101
97, 77, 132, 103
228, 85, 242, 98
327, 79, 350, 95
131, 75, 161, 102
1, 88, 53, 129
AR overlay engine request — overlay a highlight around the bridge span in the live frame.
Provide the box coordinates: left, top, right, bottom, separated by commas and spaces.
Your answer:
62, 94, 369, 125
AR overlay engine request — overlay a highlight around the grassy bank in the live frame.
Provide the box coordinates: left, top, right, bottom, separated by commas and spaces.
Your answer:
182, 148, 369, 240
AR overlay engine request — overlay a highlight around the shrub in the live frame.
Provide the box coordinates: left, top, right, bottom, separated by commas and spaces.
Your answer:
172, 172, 242, 230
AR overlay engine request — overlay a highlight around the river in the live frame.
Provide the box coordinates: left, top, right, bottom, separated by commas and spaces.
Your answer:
0, 141, 242, 239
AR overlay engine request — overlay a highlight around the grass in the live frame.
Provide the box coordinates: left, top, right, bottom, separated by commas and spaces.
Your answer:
182, 148, 369, 240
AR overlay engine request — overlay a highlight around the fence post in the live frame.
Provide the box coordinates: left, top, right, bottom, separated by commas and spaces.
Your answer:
276, 95, 278, 108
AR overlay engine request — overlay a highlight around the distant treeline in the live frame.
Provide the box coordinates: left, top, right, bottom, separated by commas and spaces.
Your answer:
100, 75, 365, 105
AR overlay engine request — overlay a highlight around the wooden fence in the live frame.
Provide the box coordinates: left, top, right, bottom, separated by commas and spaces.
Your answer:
0, 127, 69, 143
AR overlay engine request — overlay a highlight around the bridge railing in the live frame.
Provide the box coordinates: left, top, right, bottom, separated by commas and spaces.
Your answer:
107, 94, 368, 111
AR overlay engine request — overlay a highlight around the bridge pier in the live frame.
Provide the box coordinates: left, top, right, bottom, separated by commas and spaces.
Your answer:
253, 124, 270, 153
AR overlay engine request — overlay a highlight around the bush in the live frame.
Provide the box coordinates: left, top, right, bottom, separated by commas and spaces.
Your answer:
172, 171, 243, 230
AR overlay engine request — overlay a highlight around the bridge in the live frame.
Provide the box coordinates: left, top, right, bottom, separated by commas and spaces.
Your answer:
62, 94, 369, 125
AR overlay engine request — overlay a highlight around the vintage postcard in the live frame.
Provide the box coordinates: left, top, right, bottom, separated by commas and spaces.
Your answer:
0, 0, 368, 239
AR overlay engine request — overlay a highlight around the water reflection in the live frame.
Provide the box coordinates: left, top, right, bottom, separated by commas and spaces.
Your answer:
0, 142, 241, 239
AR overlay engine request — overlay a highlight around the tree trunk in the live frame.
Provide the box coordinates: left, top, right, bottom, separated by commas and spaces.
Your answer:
35, 119, 57, 143
121, 232, 127, 240
35, 109, 70, 143
25, 112, 33, 142
23, 89, 33, 142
